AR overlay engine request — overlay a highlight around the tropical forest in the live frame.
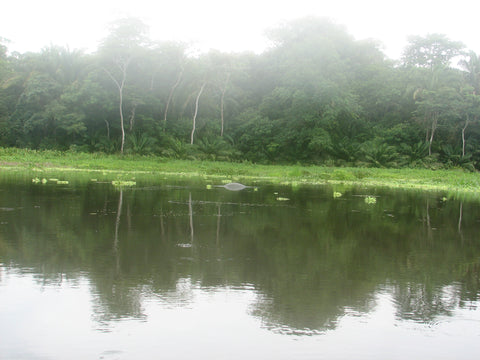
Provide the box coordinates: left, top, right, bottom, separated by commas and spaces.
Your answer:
1, 17, 479, 170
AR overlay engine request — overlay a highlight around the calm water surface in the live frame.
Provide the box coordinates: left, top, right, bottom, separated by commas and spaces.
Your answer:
1, 174, 479, 359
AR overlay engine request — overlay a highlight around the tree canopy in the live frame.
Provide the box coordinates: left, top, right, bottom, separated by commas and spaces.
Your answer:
1, 17, 480, 170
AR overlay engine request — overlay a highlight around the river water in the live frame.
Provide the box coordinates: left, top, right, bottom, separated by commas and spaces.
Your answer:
1, 174, 479, 359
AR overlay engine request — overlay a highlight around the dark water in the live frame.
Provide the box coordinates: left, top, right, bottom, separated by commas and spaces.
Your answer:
1, 174, 479, 359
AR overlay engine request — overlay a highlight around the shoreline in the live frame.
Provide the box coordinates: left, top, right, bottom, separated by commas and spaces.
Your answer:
1, 148, 480, 197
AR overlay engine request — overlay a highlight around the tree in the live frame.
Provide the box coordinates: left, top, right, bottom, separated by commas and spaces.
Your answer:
458, 52, 480, 158
457, 86, 480, 158
403, 34, 465, 156
150, 42, 187, 131
402, 34, 464, 69
459, 52, 480, 94
190, 82, 206, 145
0, 37, 9, 81
414, 86, 462, 155
98, 18, 150, 154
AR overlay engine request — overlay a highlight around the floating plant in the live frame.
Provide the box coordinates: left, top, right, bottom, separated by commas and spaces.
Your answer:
364, 196, 377, 204
112, 180, 136, 187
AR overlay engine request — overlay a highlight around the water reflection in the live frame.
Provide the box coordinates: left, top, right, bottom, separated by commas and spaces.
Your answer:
1, 176, 480, 358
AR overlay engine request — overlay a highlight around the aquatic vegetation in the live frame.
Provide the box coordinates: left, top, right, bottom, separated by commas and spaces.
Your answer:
364, 196, 377, 204
46, 178, 69, 184
112, 180, 136, 187
3, 149, 480, 198
32, 177, 48, 184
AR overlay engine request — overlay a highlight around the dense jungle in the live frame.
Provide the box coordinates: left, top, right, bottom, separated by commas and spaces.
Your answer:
1, 17, 479, 169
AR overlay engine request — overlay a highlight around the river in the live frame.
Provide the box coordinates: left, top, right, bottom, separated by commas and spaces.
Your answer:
1, 174, 479, 359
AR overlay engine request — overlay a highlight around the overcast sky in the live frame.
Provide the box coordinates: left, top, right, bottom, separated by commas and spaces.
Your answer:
1, 0, 478, 59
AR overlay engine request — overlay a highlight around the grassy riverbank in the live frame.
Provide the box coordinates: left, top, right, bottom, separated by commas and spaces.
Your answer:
1, 148, 480, 195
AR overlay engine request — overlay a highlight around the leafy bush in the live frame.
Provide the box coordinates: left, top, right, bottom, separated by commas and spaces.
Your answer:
326, 137, 362, 165
126, 132, 156, 155
362, 142, 399, 168
440, 145, 475, 172
399, 141, 429, 167
194, 136, 239, 161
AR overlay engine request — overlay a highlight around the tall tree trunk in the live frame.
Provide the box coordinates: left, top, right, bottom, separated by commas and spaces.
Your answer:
104, 119, 110, 140
129, 103, 137, 132
103, 57, 130, 154
220, 73, 230, 137
119, 83, 125, 153
462, 114, 469, 158
428, 113, 438, 156
163, 68, 183, 131
190, 82, 206, 145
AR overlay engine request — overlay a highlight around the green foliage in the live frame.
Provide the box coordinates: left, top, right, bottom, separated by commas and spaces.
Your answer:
399, 141, 430, 167
362, 142, 399, 168
126, 132, 156, 155
194, 136, 239, 161
326, 137, 362, 165
364, 195, 377, 204
441, 144, 476, 171
91, 135, 120, 154
0, 18, 479, 169
2, 148, 480, 195
402, 34, 465, 69
160, 137, 193, 159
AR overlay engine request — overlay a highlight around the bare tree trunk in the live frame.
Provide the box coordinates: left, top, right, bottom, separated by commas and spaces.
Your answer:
129, 103, 137, 132
119, 83, 125, 153
104, 119, 110, 140
462, 114, 469, 158
104, 58, 130, 154
428, 114, 438, 156
163, 68, 183, 131
190, 82, 206, 145
423, 113, 429, 143
220, 73, 230, 137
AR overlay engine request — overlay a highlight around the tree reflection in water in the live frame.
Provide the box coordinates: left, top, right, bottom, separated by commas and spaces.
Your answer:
0, 178, 479, 335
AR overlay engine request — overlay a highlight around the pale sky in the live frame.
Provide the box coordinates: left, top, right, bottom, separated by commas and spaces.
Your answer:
1, 0, 479, 59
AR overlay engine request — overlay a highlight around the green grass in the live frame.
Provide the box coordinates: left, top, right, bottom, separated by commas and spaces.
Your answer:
1, 148, 480, 197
